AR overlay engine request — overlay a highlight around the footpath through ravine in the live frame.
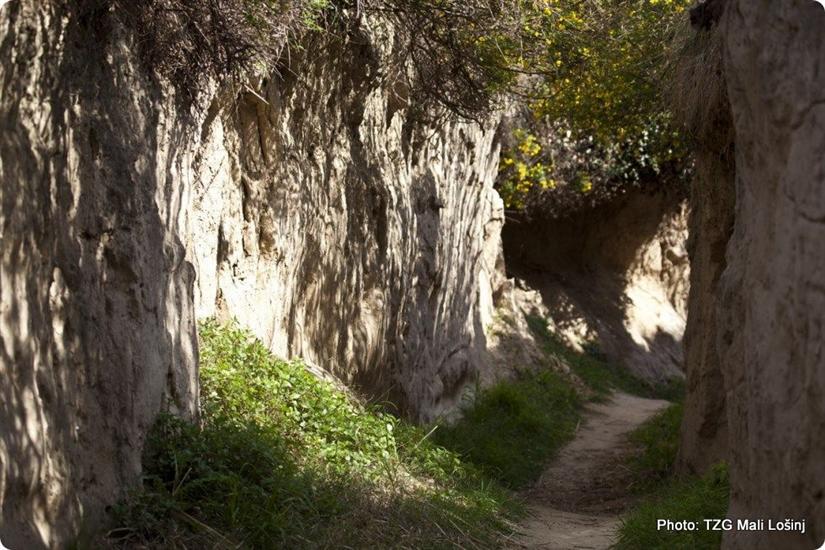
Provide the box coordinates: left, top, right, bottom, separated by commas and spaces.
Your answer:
513, 392, 669, 549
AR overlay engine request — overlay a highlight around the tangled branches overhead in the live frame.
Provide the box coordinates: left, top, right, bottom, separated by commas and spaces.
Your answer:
112, 0, 309, 101
78, 0, 559, 116
373, 0, 543, 120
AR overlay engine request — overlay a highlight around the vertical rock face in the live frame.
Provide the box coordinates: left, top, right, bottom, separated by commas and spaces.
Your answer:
677, 146, 734, 474
502, 191, 690, 382
188, 21, 503, 422
0, 5, 502, 545
0, 3, 199, 547
675, 21, 736, 474
708, 1, 825, 547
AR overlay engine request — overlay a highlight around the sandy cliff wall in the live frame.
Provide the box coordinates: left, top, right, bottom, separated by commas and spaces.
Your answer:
0, 4, 199, 547
502, 190, 690, 382
677, 144, 734, 475
0, 5, 502, 547
675, 23, 736, 475
188, 21, 503, 422
716, 1, 825, 547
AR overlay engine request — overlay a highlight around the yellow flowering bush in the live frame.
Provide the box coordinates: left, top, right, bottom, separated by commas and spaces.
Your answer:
496, 0, 692, 211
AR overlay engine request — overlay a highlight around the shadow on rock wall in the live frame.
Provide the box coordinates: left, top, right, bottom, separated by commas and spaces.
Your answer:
501, 189, 689, 382
0, 3, 197, 547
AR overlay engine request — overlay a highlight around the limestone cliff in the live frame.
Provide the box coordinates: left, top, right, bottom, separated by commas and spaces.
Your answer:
717, 1, 825, 547
0, 4, 502, 547
502, 190, 690, 383
188, 21, 503, 423
0, 4, 199, 547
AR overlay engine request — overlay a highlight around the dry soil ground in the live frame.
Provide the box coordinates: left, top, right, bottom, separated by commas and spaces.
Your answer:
514, 392, 669, 549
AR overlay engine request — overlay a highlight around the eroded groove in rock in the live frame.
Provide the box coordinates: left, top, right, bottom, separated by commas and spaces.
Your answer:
188, 21, 504, 423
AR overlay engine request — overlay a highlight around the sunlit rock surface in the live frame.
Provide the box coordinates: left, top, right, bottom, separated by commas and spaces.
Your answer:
0, 6, 502, 547
187, 19, 503, 423
502, 190, 690, 383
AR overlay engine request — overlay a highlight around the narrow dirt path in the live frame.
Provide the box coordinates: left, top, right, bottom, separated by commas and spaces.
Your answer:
513, 392, 669, 550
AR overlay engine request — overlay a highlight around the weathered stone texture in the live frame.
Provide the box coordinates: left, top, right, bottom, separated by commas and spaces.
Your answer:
717, 1, 825, 547
188, 21, 503, 422
677, 145, 735, 475
0, 6, 502, 547
0, 4, 198, 547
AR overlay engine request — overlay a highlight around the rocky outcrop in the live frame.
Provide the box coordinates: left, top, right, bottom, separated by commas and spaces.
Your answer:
713, 1, 825, 547
0, 5, 502, 547
675, 25, 736, 475
0, 4, 199, 547
502, 190, 690, 382
188, 20, 503, 423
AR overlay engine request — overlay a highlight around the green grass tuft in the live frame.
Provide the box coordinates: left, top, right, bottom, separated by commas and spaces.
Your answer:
615, 464, 730, 550
111, 320, 518, 548
627, 402, 684, 492
433, 370, 581, 489
618, 398, 729, 549
526, 315, 684, 401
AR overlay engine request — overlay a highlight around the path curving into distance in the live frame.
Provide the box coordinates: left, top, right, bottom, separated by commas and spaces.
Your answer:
514, 392, 669, 549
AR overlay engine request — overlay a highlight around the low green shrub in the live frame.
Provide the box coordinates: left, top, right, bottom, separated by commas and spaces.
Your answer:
111, 320, 517, 548
433, 370, 581, 489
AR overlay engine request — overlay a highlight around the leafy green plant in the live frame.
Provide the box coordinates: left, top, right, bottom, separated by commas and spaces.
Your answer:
433, 370, 581, 489
497, 0, 693, 212
525, 315, 683, 401
111, 321, 518, 548
616, 464, 730, 550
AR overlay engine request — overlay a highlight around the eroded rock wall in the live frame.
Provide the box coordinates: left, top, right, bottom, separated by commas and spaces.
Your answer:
0, 5, 503, 547
502, 190, 690, 382
0, 3, 199, 547
188, 20, 503, 422
716, 1, 825, 547
677, 145, 734, 475
675, 22, 736, 475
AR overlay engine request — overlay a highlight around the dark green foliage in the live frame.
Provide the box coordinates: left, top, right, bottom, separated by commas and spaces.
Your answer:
433, 370, 581, 489
112, 321, 518, 548
526, 314, 685, 401
616, 464, 730, 550
497, 0, 695, 214
617, 386, 728, 549
627, 403, 684, 492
